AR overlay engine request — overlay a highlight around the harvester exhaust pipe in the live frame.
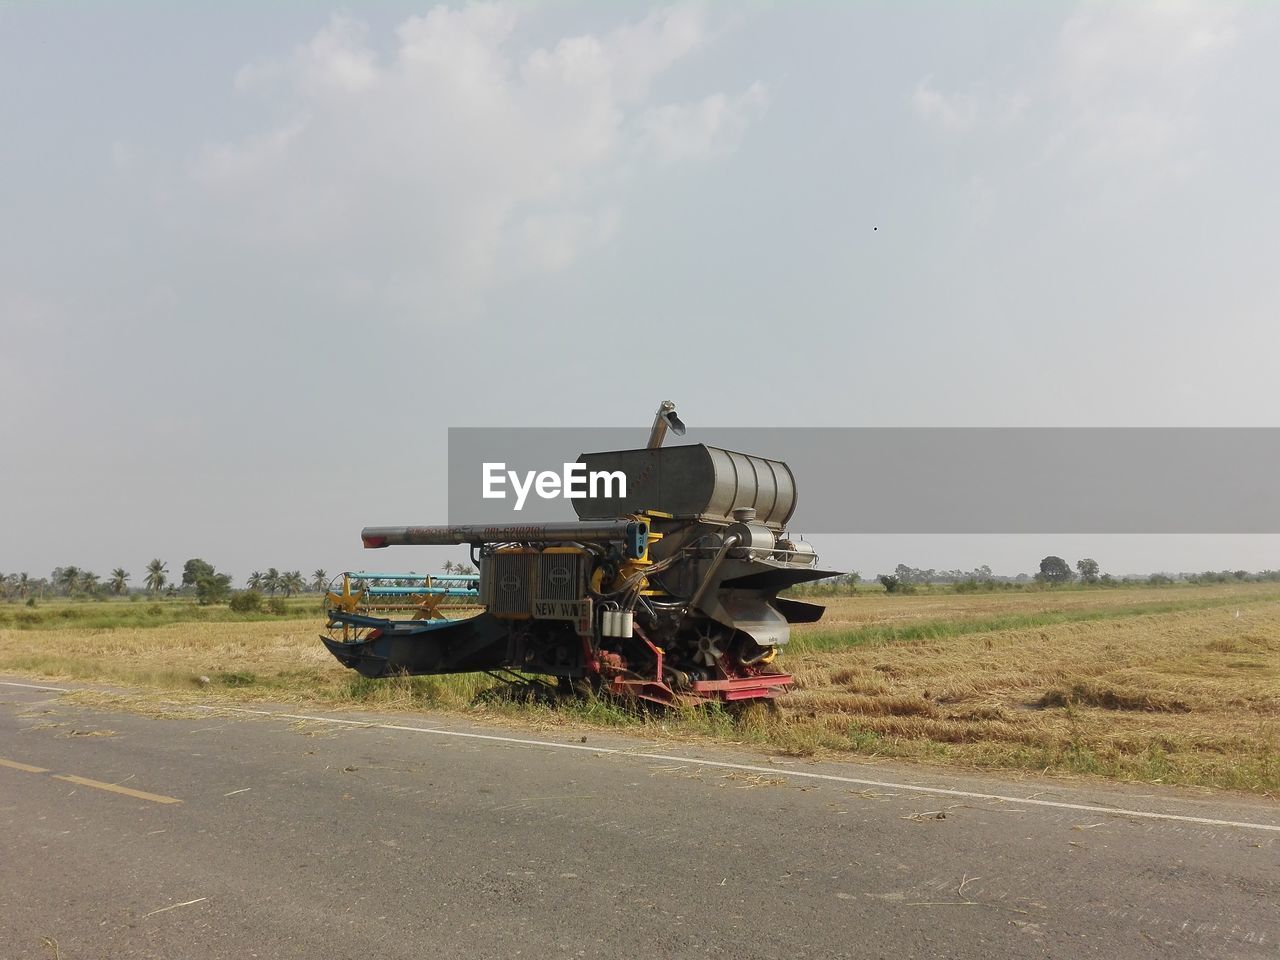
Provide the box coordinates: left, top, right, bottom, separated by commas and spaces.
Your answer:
647, 400, 686, 449
688, 533, 740, 611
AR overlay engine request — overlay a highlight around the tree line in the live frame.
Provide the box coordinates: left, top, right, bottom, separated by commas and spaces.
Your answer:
872, 557, 1280, 593
7, 556, 1278, 604
0, 559, 335, 605
0, 559, 482, 606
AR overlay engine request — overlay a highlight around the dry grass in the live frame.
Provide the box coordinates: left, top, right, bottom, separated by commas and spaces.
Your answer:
779, 591, 1279, 791
1, 584, 1276, 793
811, 585, 1262, 627
791, 583, 1275, 648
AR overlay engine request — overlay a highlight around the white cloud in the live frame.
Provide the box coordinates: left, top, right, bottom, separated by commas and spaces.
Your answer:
109, 140, 137, 170
911, 0, 1239, 188
641, 82, 769, 164
513, 208, 620, 272
1051, 0, 1239, 177
0, 293, 68, 414
189, 3, 764, 310
912, 77, 980, 133
912, 78, 1028, 137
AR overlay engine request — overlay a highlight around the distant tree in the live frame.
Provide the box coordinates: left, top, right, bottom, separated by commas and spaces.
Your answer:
247, 571, 265, 591
16, 572, 30, 600
181, 558, 216, 588
79, 571, 101, 596
1038, 556, 1073, 584
58, 566, 81, 595
109, 568, 130, 595
455, 564, 475, 576
282, 571, 305, 597
1075, 558, 1100, 584
442, 560, 456, 574
194, 572, 233, 605
1147, 573, 1174, 586
263, 568, 281, 596
311, 569, 328, 592
879, 574, 901, 593
144, 559, 168, 594
229, 589, 264, 613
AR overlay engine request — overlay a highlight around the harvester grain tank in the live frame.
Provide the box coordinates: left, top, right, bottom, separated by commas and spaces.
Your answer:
321, 403, 837, 704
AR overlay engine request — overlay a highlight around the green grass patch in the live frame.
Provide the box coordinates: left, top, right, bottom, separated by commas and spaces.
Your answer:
0, 597, 322, 631
789, 592, 1280, 653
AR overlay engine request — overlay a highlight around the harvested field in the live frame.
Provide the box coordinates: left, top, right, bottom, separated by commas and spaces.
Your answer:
780, 593, 1279, 792
0, 584, 1276, 792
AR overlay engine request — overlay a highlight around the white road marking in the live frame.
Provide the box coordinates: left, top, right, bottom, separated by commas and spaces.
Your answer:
5, 680, 1277, 834
141, 897, 207, 919
200, 703, 1280, 835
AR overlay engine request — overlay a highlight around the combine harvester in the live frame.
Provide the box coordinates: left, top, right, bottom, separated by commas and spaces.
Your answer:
321, 402, 838, 705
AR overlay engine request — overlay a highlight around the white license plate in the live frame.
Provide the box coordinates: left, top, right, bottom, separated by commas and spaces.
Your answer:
532, 599, 587, 621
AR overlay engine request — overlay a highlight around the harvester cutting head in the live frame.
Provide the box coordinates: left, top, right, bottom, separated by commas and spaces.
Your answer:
321, 402, 839, 705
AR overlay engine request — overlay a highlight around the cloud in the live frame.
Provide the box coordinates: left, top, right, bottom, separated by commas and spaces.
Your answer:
911, 0, 1239, 187
912, 78, 980, 133
1051, 0, 1239, 177
0, 293, 69, 420
187, 3, 765, 311
640, 82, 769, 163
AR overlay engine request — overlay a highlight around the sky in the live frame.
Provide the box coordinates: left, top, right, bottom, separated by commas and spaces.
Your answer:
3, 1, 1279, 584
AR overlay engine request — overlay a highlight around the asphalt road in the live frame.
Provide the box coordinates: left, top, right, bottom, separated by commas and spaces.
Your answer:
1, 676, 1276, 960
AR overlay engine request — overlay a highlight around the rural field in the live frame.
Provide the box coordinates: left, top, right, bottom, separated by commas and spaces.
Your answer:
1, 583, 1276, 794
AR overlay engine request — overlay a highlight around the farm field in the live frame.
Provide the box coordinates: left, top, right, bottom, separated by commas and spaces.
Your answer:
1, 583, 1276, 793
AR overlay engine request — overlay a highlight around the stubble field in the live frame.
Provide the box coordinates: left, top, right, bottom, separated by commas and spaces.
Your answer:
1, 583, 1275, 793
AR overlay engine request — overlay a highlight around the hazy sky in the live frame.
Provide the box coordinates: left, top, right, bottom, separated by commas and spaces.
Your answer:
3, 1, 1278, 583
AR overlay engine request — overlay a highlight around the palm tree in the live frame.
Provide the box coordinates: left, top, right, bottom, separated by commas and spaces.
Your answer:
144, 559, 168, 594
282, 571, 305, 597
58, 566, 81, 596
311, 569, 328, 592
248, 571, 265, 591
80, 571, 101, 596
109, 568, 130, 595
442, 560, 455, 574
263, 568, 281, 596
17, 573, 30, 600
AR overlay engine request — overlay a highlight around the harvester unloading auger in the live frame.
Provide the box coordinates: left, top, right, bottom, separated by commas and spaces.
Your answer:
320, 403, 838, 705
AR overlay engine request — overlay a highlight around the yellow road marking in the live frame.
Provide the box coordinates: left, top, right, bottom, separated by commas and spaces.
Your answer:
53, 774, 182, 805
0, 757, 50, 774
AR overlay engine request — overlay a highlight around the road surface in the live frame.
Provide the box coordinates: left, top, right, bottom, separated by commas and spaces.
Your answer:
1, 677, 1276, 959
